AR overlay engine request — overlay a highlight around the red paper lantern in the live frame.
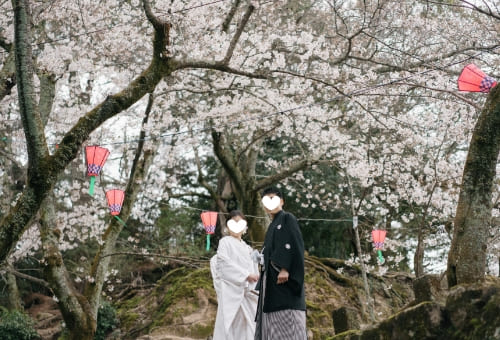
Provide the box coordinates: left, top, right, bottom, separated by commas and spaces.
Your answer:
106, 189, 125, 216
201, 211, 218, 234
86, 145, 110, 176
458, 64, 497, 93
201, 211, 218, 251
85, 146, 110, 196
372, 229, 387, 250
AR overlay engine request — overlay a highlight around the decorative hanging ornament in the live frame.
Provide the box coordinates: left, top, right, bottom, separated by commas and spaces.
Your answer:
200, 211, 218, 251
106, 189, 126, 226
371, 229, 387, 264
85, 146, 110, 196
458, 64, 497, 93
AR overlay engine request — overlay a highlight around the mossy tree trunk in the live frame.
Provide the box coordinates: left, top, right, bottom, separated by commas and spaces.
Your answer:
5, 267, 23, 311
447, 84, 500, 287
40, 197, 96, 340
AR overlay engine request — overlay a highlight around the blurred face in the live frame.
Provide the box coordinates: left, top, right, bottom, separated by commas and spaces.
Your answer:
262, 193, 284, 215
227, 215, 247, 237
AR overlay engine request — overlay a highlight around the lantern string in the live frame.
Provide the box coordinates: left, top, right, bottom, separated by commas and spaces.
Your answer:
158, 201, 354, 222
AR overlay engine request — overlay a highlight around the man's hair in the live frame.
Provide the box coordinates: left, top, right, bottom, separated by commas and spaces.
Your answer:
261, 186, 283, 198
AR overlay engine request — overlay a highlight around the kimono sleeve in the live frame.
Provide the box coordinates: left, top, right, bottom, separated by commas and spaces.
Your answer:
269, 213, 304, 272
216, 238, 250, 285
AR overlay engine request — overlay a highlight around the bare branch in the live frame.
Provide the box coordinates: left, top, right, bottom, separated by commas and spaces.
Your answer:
173, 59, 267, 79
221, 0, 242, 33
167, 192, 212, 199
270, 69, 347, 95
5, 266, 50, 288
396, 82, 482, 110
99, 252, 203, 268
419, 0, 500, 20
255, 158, 320, 192
193, 140, 228, 213
222, 3, 255, 64
237, 124, 281, 162
212, 130, 245, 196
142, 0, 163, 30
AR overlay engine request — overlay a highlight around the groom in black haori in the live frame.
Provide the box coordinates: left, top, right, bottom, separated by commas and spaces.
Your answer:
254, 187, 307, 340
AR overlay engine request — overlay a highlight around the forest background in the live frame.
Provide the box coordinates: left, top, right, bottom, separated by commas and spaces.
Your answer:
0, 0, 499, 339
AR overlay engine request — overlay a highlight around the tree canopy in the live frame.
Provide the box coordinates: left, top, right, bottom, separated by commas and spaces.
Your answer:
0, 0, 499, 337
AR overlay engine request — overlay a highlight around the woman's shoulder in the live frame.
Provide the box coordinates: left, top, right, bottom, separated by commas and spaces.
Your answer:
219, 236, 239, 245
219, 236, 232, 243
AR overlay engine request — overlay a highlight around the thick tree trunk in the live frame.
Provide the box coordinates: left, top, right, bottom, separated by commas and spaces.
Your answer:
447, 84, 500, 287
5, 268, 22, 311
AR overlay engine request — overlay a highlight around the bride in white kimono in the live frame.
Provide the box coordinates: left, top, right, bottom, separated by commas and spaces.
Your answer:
210, 211, 259, 340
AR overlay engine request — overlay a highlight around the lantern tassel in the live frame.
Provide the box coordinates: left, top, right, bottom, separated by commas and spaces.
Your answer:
377, 250, 385, 264
89, 176, 96, 196
206, 234, 211, 251
114, 215, 127, 227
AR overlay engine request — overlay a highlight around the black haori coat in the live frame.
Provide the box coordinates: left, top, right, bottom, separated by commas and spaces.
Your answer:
259, 210, 306, 313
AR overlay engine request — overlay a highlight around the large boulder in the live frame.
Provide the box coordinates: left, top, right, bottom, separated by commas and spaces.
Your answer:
330, 280, 500, 340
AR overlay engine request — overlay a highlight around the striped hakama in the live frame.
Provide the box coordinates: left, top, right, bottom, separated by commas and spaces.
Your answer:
255, 272, 307, 340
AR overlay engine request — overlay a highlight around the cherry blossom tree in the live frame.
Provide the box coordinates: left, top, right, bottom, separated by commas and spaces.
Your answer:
1, 0, 500, 336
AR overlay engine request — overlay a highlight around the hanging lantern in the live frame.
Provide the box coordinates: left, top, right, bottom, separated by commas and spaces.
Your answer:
86, 146, 110, 196
106, 189, 125, 215
106, 189, 127, 226
372, 229, 387, 264
201, 211, 218, 251
458, 64, 497, 93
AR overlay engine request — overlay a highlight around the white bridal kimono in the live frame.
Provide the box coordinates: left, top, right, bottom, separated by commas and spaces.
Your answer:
210, 236, 259, 340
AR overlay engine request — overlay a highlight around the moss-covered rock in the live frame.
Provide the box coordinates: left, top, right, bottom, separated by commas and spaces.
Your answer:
328, 279, 500, 340
445, 281, 500, 339
115, 266, 217, 339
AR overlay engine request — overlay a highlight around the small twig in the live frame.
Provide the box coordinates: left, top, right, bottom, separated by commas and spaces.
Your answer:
99, 252, 204, 268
